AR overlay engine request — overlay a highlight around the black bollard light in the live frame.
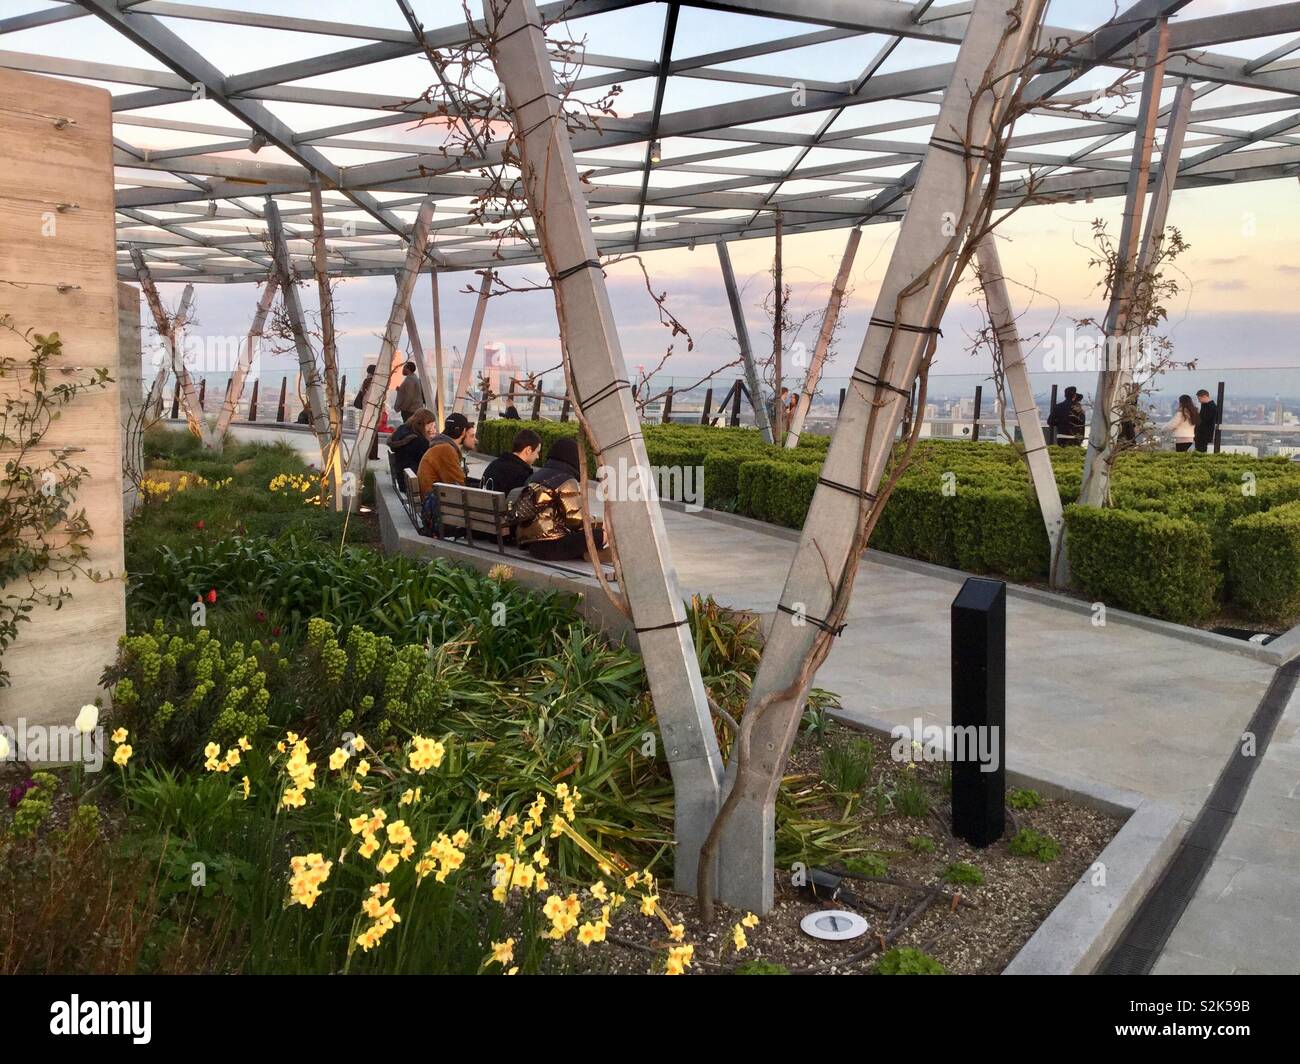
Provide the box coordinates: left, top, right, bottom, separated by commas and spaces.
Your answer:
951, 577, 1006, 848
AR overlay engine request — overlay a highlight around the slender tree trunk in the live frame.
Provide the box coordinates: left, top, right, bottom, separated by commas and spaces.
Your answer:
786, 227, 861, 447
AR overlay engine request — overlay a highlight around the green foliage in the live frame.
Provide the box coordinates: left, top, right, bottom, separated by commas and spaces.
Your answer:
892, 773, 931, 818
822, 733, 875, 796
103, 624, 282, 765
907, 835, 936, 854
942, 861, 985, 886
1227, 501, 1300, 621
126, 428, 374, 577
0, 319, 111, 686
1064, 505, 1216, 623
493, 423, 1300, 625
130, 534, 581, 672
1008, 828, 1060, 862
843, 853, 888, 877
8, 772, 58, 839
1007, 787, 1043, 810
876, 946, 946, 975
735, 959, 790, 975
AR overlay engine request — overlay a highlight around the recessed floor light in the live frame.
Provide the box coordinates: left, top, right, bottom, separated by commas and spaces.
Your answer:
800, 909, 868, 942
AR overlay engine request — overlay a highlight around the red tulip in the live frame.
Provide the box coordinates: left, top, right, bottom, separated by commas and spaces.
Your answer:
255, 610, 266, 623
271, 626, 282, 637
195, 519, 205, 530
206, 589, 218, 604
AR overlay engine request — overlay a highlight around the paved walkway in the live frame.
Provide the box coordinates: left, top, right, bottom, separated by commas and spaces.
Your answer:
219, 423, 1298, 974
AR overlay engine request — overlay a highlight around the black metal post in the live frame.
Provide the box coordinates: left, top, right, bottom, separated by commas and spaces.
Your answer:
951, 577, 1006, 849
730, 377, 742, 427
1214, 380, 1225, 453
170, 381, 180, 420
839, 387, 846, 415
700, 387, 713, 426
661, 386, 673, 424
971, 384, 983, 442
248, 379, 259, 421
1047, 384, 1058, 444
276, 376, 287, 422
560, 397, 570, 422
531, 388, 542, 421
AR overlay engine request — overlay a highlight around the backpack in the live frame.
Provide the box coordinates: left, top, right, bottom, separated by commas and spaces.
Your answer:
419, 490, 440, 537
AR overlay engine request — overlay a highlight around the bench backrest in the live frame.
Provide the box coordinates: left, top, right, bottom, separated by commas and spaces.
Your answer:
402, 468, 422, 514
435, 482, 508, 540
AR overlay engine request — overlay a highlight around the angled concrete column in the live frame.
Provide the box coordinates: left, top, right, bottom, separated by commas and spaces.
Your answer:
1078, 23, 1173, 510
348, 198, 435, 484
715, 0, 1049, 913
975, 235, 1064, 583
143, 283, 193, 414
132, 249, 207, 444
431, 269, 446, 425
265, 197, 332, 457
454, 270, 491, 416
309, 180, 342, 441
786, 227, 861, 447
717, 241, 773, 442
404, 297, 434, 409
214, 276, 278, 440
487, 0, 723, 892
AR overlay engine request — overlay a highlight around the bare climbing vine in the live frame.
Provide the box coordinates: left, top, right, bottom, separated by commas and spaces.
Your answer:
0, 317, 111, 686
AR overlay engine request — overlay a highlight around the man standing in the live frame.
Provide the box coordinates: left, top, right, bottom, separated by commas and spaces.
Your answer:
1048, 386, 1086, 446
394, 361, 423, 420
1195, 388, 1219, 453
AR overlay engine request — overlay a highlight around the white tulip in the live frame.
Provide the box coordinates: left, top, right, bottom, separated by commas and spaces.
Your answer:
0, 734, 9, 760
75, 704, 98, 733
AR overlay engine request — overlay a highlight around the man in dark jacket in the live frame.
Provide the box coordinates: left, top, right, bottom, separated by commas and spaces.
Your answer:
1047, 386, 1086, 446
481, 428, 541, 497
1195, 389, 1219, 453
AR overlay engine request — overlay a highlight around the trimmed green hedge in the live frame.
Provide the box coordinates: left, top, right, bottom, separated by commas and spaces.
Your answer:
475, 421, 1300, 625
1228, 502, 1300, 621
1063, 505, 1217, 623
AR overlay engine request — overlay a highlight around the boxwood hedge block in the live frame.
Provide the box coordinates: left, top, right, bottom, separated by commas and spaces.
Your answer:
1064, 505, 1217, 623
1228, 502, 1300, 621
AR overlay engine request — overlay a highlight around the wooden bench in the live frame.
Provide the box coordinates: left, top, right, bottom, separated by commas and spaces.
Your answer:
433, 482, 510, 552
390, 475, 617, 580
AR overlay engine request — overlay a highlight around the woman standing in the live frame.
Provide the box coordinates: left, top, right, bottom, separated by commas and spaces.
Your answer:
1163, 394, 1200, 453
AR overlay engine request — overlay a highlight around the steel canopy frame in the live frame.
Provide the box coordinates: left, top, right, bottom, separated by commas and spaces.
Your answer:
0, 1, 1290, 282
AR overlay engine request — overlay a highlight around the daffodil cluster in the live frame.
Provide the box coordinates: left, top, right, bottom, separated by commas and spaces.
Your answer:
288, 852, 332, 910
203, 735, 251, 774
268, 472, 321, 506
110, 727, 133, 767
356, 882, 400, 952
407, 735, 445, 773
276, 733, 316, 808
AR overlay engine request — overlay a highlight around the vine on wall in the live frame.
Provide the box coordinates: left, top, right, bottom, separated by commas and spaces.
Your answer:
0, 314, 111, 686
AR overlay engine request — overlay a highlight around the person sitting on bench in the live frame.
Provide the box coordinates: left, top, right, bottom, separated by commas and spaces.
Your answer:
510, 437, 610, 563
481, 427, 541, 497
388, 408, 437, 492
417, 412, 476, 494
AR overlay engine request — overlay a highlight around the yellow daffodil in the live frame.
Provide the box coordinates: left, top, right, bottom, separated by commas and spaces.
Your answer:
490, 939, 515, 965
113, 744, 133, 766
110, 727, 128, 744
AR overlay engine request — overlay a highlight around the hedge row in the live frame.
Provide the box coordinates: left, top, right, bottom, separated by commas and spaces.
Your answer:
474, 423, 1300, 625
1227, 502, 1300, 621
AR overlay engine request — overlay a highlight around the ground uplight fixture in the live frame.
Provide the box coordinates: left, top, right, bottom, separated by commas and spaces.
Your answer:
800, 909, 868, 942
